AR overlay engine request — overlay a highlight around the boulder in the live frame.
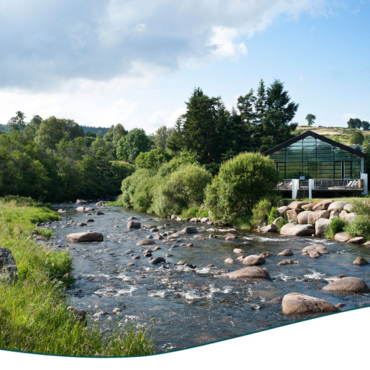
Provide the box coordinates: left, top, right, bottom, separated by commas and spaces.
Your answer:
282, 293, 339, 315
224, 258, 234, 264
297, 211, 313, 224
339, 210, 348, 220
328, 201, 348, 212
243, 255, 266, 266
224, 233, 237, 239
67, 306, 87, 325
260, 252, 273, 258
76, 199, 88, 205
154, 234, 163, 240
170, 214, 177, 220
0, 248, 18, 281
286, 209, 301, 222
343, 204, 354, 212
260, 224, 277, 233
302, 244, 329, 255
330, 211, 339, 220
278, 249, 294, 256
307, 210, 330, 225
348, 237, 366, 244
76, 206, 85, 212
224, 266, 271, 280
288, 201, 307, 210
136, 239, 155, 246
312, 200, 333, 211
278, 206, 288, 217
301, 203, 316, 211
127, 221, 141, 230
190, 218, 199, 223
77, 222, 87, 227
128, 216, 138, 221
353, 257, 369, 266
280, 223, 314, 236
343, 213, 356, 224
150, 257, 166, 265
66, 232, 103, 243
315, 218, 331, 237
322, 277, 370, 293
86, 219, 94, 222
176, 226, 198, 235
200, 217, 209, 223
334, 232, 350, 243
278, 260, 299, 266
233, 248, 245, 254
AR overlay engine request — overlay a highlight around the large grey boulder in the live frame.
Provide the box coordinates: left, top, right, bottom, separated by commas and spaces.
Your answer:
315, 218, 331, 237
278, 249, 294, 256
307, 210, 330, 225
175, 226, 198, 235
66, 232, 103, 243
282, 293, 339, 315
260, 224, 277, 233
280, 223, 314, 236
76, 206, 85, 212
343, 204, 354, 212
297, 211, 313, 224
243, 255, 266, 266
353, 257, 369, 266
224, 266, 271, 280
312, 200, 333, 211
348, 237, 366, 244
302, 203, 316, 211
334, 232, 351, 242
286, 209, 301, 222
328, 201, 348, 212
0, 248, 18, 281
302, 244, 329, 255
322, 277, 370, 293
278, 206, 288, 217
136, 239, 155, 246
288, 201, 307, 210
330, 211, 340, 220
343, 213, 356, 224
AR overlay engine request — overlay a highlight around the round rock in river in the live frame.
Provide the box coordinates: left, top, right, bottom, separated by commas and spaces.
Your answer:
282, 293, 339, 315
322, 277, 370, 293
223, 266, 271, 280
66, 232, 103, 243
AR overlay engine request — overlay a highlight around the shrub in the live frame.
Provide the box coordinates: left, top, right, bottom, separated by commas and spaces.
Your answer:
345, 215, 370, 239
135, 148, 171, 169
351, 198, 370, 217
325, 218, 345, 239
180, 206, 209, 219
205, 152, 280, 224
152, 164, 212, 217
276, 217, 288, 232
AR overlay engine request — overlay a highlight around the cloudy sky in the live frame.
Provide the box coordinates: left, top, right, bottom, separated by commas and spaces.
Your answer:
0, 0, 369, 132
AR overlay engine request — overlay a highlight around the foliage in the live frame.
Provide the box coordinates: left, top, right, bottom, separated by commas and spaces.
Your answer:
116, 128, 151, 163
349, 130, 364, 145
151, 164, 212, 217
204, 152, 281, 224
351, 198, 370, 216
135, 148, 171, 169
305, 114, 316, 127
276, 217, 288, 232
345, 215, 370, 240
325, 218, 345, 239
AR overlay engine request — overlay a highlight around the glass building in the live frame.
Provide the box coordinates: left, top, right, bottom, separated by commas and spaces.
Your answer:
264, 131, 365, 180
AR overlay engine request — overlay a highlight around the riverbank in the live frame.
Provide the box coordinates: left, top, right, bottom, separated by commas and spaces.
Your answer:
0, 197, 154, 356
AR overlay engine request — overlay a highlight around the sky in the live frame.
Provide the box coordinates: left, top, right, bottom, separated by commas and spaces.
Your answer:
0, 0, 369, 133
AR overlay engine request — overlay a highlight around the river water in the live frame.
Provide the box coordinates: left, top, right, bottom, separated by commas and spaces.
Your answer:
48, 204, 370, 353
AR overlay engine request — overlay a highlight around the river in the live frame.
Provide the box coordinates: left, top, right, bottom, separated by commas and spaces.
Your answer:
46, 203, 370, 353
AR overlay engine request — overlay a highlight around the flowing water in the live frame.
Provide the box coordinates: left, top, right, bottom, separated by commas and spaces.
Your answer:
46, 204, 370, 352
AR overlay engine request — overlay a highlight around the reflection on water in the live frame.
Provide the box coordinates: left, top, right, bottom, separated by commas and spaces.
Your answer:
47, 204, 370, 352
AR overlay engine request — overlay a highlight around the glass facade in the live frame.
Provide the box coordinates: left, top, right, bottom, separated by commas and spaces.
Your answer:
269, 136, 362, 180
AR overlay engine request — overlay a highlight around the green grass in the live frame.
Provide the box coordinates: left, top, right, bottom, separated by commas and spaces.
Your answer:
33, 228, 54, 238
0, 197, 154, 356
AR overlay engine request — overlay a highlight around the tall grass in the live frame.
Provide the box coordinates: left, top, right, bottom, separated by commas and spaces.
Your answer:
0, 197, 154, 356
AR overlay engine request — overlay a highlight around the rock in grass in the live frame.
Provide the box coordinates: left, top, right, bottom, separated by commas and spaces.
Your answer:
353, 257, 369, 266
66, 232, 103, 243
0, 248, 18, 281
67, 306, 87, 325
223, 266, 271, 280
322, 277, 370, 293
282, 293, 339, 315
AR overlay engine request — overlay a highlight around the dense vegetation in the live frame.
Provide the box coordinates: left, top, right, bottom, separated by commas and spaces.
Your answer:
0, 197, 153, 355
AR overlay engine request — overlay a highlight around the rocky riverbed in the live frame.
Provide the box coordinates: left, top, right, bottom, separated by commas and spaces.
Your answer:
36, 203, 370, 353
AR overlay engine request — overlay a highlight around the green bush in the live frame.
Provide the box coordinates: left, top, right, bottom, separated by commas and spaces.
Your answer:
325, 218, 345, 239
251, 199, 273, 226
135, 148, 171, 169
152, 164, 212, 217
180, 206, 209, 219
345, 215, 370, 239
276, 217, 288, 232
205, 152, 280, 224
352, 198, 370, 217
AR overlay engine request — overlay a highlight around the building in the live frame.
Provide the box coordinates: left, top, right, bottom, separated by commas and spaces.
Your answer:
263, 130, 368, 199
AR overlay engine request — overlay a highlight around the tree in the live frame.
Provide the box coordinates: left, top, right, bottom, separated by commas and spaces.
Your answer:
116, 128, 151, 162
7, 111, 27, 131
347, 118, 362, 129
153, 126, 170, 151
204, 152, 280, 224
135, 148, 171, 169
349, 130, 364, 145
361, 121, 370, 131
305, 114, 316, 127
113, 124, 128, 145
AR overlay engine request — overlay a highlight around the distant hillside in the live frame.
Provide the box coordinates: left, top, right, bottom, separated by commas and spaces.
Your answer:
295, 126, 370, 146
0, 124, 9, 132
81, 126, 109, 136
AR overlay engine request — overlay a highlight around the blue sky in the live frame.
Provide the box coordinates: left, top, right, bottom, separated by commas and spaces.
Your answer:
0, 0, 369, 132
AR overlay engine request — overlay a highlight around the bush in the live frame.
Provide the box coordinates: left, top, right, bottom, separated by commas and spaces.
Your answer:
120, 169, 155, 212
152, 164, 212, 217
352, 198, 370, 216
325, 218, 345, 239
135, 148, 171, 169
204, 152, 280, 224
345, 215, 370, 239
180, 206, 209, 219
